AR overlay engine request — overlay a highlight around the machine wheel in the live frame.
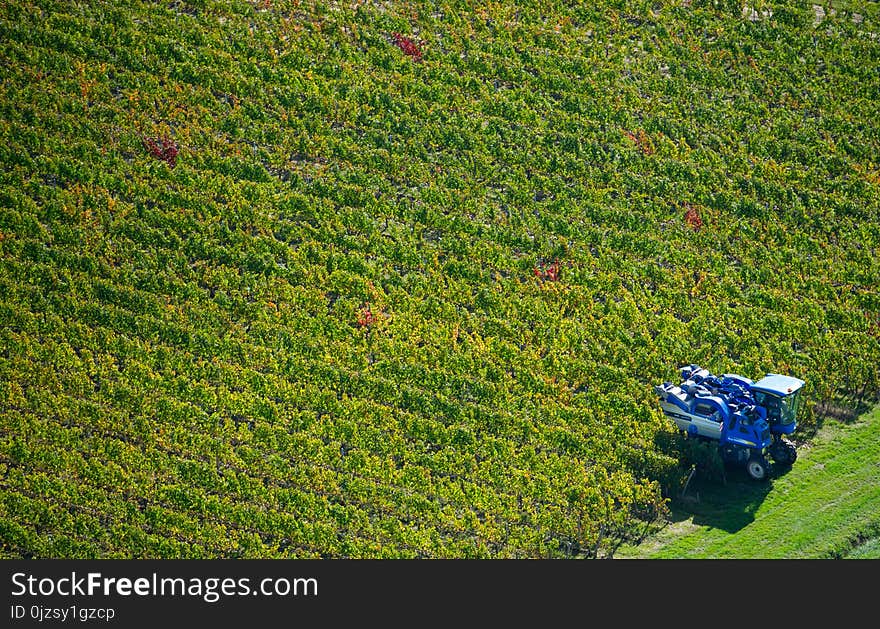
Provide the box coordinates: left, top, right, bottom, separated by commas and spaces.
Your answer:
770, 440, 798, 467
746, 455, 770, 481
784, 443, 797, 465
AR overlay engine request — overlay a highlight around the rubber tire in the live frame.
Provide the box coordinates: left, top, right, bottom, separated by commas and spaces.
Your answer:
769, 443, 786, 465
746, 456, 770, 481
785, 443, 797, 465
771, 441, 798, 467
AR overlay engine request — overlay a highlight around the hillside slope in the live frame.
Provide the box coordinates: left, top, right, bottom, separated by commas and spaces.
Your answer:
1, 1, 878, 558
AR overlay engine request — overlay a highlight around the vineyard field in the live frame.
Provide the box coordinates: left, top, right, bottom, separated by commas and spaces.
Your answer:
0, 0, 878, 558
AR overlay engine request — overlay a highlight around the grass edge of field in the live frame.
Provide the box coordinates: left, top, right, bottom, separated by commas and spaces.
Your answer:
616, 402, 880, 559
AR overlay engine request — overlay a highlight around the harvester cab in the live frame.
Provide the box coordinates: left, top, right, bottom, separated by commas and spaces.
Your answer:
748, 373, 805, 467
748, 374, 805, 436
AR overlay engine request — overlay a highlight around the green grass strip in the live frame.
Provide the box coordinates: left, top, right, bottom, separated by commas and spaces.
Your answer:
620, 403, 880, 558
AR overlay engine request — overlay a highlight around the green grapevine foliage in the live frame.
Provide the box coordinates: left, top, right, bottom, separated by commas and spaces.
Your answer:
0, 0, 878, 558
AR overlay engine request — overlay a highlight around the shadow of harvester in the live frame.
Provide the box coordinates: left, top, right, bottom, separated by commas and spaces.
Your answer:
668, 464, 779, 534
